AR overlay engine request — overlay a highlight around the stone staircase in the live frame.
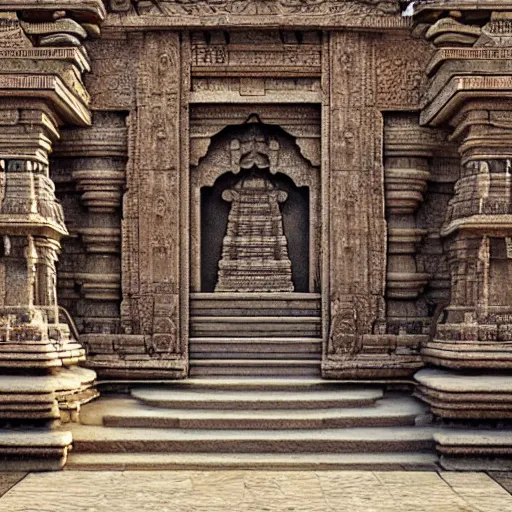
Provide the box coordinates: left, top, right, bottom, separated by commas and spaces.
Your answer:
189, 293, 322, 377
65, 378, 439, 470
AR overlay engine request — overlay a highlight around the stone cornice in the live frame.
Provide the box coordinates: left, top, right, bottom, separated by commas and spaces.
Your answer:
0, 74, 91, 126
0, 1, 106, 22
104, 0, 410, 30
415, 1, 512, 13
421, 75, 512, 126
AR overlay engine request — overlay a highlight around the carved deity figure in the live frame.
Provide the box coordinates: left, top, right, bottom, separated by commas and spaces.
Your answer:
328, 298, 359, 356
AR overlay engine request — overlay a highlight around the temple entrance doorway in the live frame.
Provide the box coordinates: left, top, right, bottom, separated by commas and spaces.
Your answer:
189, 112, 322, 377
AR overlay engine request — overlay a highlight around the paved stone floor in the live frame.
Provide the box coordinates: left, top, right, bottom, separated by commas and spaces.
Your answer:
0, 471, 511, 512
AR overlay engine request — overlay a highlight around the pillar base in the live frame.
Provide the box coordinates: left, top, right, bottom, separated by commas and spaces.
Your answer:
80, 334, 188, 379
0, 430, 72, 472
415, 368, 512, 420
0, 307, 86, 370
435, 431, 512, 471
0, 366, 97, 425
423, 321, 512, 369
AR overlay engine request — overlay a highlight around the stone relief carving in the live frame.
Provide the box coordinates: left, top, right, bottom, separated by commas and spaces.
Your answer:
121, 31, 184, 360
85, 36, 137, 110
376, 35, 433, 109
122, 0, 400, 16
328, 31, 387, 365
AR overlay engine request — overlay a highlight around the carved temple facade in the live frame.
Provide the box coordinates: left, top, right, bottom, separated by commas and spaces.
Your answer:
2, 0, 512, 471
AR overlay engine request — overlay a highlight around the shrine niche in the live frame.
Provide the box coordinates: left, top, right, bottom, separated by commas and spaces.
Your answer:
191, 116, 320, 296
209, 171, 297, 293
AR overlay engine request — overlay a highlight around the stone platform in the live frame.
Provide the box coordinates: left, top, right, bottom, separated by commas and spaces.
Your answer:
1, 471, 512, 512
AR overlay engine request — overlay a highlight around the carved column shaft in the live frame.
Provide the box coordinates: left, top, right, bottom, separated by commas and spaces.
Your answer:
383, 115, 455, 337
385, 155, 430, 301
53, 112, 127, 334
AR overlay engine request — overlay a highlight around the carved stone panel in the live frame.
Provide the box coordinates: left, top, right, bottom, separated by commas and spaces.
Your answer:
85, 34, 137, 110
376, 34, 434, 110
122, 31, 185, 362
326, 31, 386, 368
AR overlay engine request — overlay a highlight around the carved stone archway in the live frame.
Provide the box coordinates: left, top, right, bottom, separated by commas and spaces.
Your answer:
190, 115, 321, 294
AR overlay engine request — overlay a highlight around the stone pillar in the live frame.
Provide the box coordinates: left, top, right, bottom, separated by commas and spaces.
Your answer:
0, 4, 104, 470
384, 118, 431, 326
52, 112, 126, 336
413, 3, 512, 469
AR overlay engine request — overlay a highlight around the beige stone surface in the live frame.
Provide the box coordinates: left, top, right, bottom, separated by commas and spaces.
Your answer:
0, 473, 25, 498
0, 471, 510, 512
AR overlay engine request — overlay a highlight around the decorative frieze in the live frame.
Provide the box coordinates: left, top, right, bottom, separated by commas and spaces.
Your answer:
105, 0, 408, 30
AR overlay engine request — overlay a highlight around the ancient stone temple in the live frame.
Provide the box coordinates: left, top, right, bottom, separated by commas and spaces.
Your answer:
2, 0, 512, 472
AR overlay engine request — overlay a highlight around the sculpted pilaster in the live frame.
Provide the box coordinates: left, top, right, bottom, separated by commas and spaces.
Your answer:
52, 111, 126, 336
324, 32, 388, 378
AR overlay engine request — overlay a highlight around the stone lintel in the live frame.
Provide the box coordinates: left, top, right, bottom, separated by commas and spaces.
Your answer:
0, 74, 91, 127
421, 75, 512, 127
104, 13, 410, 32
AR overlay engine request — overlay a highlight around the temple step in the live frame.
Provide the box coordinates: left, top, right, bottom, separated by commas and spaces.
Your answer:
190, 293, 321, 317
190, 316, 321, 338
130, 386, 383, 409
66, 452, 439, 471
189, 359, 321, 377
69, 424, 436, 454
189, 337, 322, 359
69, 380, 436, 470
97, 397, 423, 430
151, 377, 346, 391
